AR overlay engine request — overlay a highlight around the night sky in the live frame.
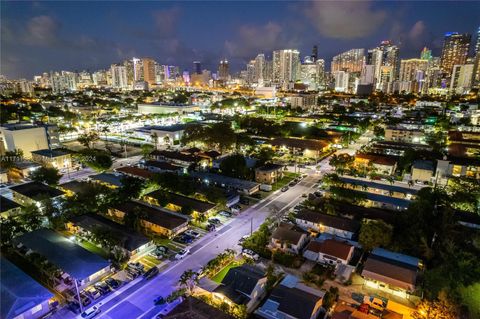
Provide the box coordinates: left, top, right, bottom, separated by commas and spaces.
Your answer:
2, 1, 479, 79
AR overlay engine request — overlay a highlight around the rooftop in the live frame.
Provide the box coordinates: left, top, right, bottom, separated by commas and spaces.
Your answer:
0, 196, 21, 213
116, 166, 155, 179
304, 239, 353, 260
14, 228, 110, 281
190, 171, 260, 191
355, 153, 398, 166
163, 296, 234, 319
112, 200, 188, 230
296, 210, 361, 233
271, 224, 305, 244
339, 177, 419, 195
69, 214, 151, 252
31, 148, 70, 158
10, 181, 65, 200
1, 256, 54, 319
89, 172, 124, 187
146, 190, 215, 214
256, 163, 284, 172
270, 137, 330, 150
144, 160, 183, 171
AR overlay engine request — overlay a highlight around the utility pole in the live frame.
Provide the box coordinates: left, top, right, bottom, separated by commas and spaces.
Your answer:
74, 279, 83, 313
250, 217, 253, 236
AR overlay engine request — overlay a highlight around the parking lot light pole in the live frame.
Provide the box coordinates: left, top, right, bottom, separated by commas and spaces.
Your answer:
74, 279, 84, 313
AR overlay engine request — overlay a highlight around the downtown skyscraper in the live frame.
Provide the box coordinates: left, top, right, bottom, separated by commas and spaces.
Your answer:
331, 49, 365, 73
272, 49, 300, 87
440, 32, 471, 75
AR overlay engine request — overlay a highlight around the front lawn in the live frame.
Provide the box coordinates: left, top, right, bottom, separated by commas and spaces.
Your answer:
271, 172, 299, 192
78, 239, 109, 259
211, 260, 243, 283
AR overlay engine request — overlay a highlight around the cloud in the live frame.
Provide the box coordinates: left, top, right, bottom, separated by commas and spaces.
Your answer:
389, 20, 434, 55
225, 22, 299, 60
24, 15, 59, 45
152, 7, 181, 38
305, 1, 386, 39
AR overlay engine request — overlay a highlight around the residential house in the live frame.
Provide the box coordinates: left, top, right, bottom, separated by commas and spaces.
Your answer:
362, 248, 422, 298
142, 160, 184, 174
144, 190, 216, 218
303, 239, 354, 267
211, 264, 267, 313
1, 256, 55, 319
10, 181, 65, 207
354, 153, 398, 176
411, 160, 434, 183
89, 172, 124, 188
66, 213, 153, 259
115, 166, 154, 180
295, 210, 360, 240
0, 195, 21, 218
108, 200, 189, 238
255, 275, 325, 319
10, 160, 41, 179
163, 296, 234, 319
270, 224, 309, 254
14, 228, 111, 290
269, 137, 330, 159
31, 149, 72, 170
255, 163, 284, 185
190, 171, 260, 195
150, 149, 207, 168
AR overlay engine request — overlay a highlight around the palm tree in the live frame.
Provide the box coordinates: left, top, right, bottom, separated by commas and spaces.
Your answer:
178, 269, 199, 296
151, 132, 159, 150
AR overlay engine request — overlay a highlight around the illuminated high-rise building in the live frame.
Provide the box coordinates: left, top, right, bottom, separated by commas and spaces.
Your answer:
440, 32, 471, 75
272, 49, 300, 85
420, 47, 433, 61
218, 59, 229, 81
110, 64, 128, 89
398, 59, 429, 93
254, 54, 265, 84
193, 61, 202, 75
311, 45, 318, 62
450, 64, 474, 94
142, 58, 156, 85
367, 41, 399, 91
331, 49, 365, 73
132, 57, 143, 82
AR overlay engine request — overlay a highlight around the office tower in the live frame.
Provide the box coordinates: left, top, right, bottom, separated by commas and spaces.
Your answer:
440, 32, 471, 75
316, 59, 325, 87
110, 64, 128, 89
142, 58, 156, 85
132, 57, 143, 82
272, 49, 300, 85
312, 45, 318, 62
331, 49, 365, 73
420, 47, 433, 61
300, 61, 318, 89
450, 64, 474, 94
218, 59, 229, 81
123, 60, 134, 86
246, 60, 256, 84
193, 61, 202, 75
366, 41, 399, 91
398, 59, 429, 93
254, 54, 265, 84
334, 71, 349, 92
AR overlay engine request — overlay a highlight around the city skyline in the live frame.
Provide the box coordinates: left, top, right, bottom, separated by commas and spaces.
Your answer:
2, 1, 480, 79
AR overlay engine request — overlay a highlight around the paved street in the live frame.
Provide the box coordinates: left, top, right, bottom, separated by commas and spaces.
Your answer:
69, 171, 320, 319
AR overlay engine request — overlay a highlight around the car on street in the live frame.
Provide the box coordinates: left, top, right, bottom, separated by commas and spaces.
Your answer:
143, 266, 159, 280
288, 181, 296, 187
238, 234, 250, 244
81, 306, 100, 319
175, 249, 190, 259
281, 186, 289, 192
301, 193, 308, 197
242, 249, 259, 261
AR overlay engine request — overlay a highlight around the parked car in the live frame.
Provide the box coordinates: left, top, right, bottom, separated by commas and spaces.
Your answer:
208, 218, 221, 225
185, 230, 200, 238
105, 278, 121, 289
85, 287, 101, 300
231, 205, 241, 214
288, 182, 296, 187
281, 186, 289, 192
238, 235, 250, 244
94, 281, 111, 295
156, 245, 169, 254
219, 210, 232, 217
68, 301, 81, 314
242, 249, 259, 261
81, 306, 100, 319
206, 224, 216, 232
143, 267, 159, 280
175, 249, 190, 260
301, 193, 308, 197
240, 197, 250, 205
180, 234, 194, 244
128, 262, 144, 272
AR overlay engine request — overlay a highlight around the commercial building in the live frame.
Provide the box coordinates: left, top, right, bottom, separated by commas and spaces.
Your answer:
440, 32, 471, 75
273, 49, 300, 85
1, 256, 55, 319
134, 124, 186, 145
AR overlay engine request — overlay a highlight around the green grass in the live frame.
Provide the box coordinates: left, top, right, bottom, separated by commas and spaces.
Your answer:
271, 172, 299, 191
211, 260, 243, 283
78, 240, 109, 259
459, 283, 480, 317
